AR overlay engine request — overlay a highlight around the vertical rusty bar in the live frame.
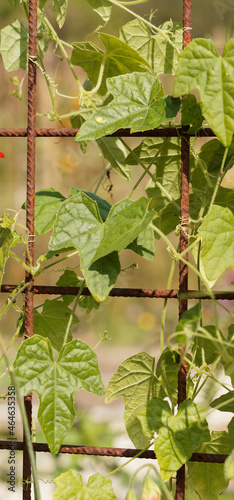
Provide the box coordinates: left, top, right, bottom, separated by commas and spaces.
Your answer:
176, 1, 192, 499
23, 0, 37, 498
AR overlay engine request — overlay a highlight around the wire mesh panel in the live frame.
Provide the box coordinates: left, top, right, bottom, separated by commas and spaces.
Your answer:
0, 0, 233, 499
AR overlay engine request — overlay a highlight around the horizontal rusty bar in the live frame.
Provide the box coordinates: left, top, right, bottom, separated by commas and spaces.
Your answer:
0, 441, 228, 463
1, 284, 178, 298
0, 128, 216, 138
1, 284, 234, 300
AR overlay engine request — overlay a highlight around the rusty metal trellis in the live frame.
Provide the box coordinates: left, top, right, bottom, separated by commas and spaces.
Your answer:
0, 0, 230, 499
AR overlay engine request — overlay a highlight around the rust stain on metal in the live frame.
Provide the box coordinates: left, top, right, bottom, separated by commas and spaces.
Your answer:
2, 284, 234, 300
176, 2, 192, 499
0, 440, 229, 463
23, 0, 37, 498
0, 127, 216, 138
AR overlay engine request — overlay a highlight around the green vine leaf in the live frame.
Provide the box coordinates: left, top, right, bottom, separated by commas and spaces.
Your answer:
0, 227, 13, 287
193, 325, 225, 367
90, 197, 154, 263
173, 38, 234, 146
49, 191, 121, 301
33, 299, 79, 351
53, 0, 68, 28
13, 335, 104, 454
147, 398, 210, 481
155, 348, 180, 406
56, 270, 100, 312
69, 188, 111, 221
127, 137, 181, 212
175, 303, 201, 345
86, 0, 112, 22
53, 470, 116, 500
71, 33, 151, 95
188, 431, 230, 500
96, 137, 131, 180
224, 450, 234, 481
210, 391, 234, 413
127, 226, 155, 261
105, 352, 164, 448
24, 188, 66, 235
120, 19, 182, 75
0, 20, 28, 71
75, 73, 180, 141
181, 94, 203, 134
198, 205, 234, 282
84, 251, 121, 303
49, 193, 153, 301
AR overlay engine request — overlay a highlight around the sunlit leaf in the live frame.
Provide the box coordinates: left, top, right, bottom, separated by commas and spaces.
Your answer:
149, 398, 210, 481
199, 205, 234, 281
105, 352, 164, 448
71, 33, 151, 95
13, 335, 104, 454
0, 227, 13, 286
120, 19, 182, 75
174, 39, 234, 146
33, 299, 79, 351
0, 20, 28, 71
53, 0, 68, 28
75, 73, 180, 141
53, 470, 116, 499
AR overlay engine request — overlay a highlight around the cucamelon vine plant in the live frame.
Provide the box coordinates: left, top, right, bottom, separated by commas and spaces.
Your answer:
1, 0, 234, 499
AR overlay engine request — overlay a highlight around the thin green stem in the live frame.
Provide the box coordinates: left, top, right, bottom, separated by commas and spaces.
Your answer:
9, 251, 32, 274
0, 337, 41, 500
129, 463, 174, 500
37, 48, 57, 115
106, 443, 153, 478
128, 139, 169, 198
207, 147, 229, 215
0, 281, 29, 320
35, 250, 79, 275
38, 10, 82, 92
63, 280, 85, 345
94, 164, 111, 195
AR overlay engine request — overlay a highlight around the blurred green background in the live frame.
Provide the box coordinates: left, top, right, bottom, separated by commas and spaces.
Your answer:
0, 0, 234, 498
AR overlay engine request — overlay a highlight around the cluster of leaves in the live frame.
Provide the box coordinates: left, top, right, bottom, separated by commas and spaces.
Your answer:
1, 0, 234, 499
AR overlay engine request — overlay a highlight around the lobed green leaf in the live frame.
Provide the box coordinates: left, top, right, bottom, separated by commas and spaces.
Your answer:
53, 470, 116, 499
13, 335, 104, 454
174, 39, 234, 146
75, 73, 180, 141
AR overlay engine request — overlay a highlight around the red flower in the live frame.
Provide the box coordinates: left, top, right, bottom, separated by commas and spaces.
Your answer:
0, 152, 5, 158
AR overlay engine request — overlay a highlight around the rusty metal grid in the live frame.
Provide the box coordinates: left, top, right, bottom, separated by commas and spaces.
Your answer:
0, 1, 231, 499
